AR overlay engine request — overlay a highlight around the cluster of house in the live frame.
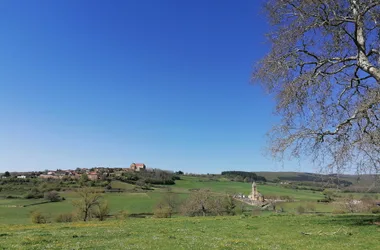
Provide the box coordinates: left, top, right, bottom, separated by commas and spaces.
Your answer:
2, 163, 147, 181
39, 169, 95, 180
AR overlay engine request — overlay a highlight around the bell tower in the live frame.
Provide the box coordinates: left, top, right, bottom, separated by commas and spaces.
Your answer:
251, 182, 257, 200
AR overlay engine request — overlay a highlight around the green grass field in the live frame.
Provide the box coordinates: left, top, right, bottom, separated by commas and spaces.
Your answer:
1, 176, 378, 226
1, 214, 379, 249
0, 176, 379, 249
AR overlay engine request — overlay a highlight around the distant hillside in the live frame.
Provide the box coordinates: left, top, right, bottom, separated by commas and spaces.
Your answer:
257, 171, 376, 183
256, 171, 380, 192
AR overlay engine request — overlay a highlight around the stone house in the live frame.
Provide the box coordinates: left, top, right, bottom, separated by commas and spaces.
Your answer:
87, 172, 98, 181
130, 163, 146, 172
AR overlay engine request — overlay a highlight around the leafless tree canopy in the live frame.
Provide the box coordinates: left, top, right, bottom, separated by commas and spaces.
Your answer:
253, 0, 380, 174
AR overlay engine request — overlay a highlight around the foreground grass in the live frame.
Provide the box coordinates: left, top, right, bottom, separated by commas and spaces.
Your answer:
1, 214, 379, 249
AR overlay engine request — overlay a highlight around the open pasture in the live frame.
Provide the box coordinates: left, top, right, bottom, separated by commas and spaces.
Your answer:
1, 214, 379, 249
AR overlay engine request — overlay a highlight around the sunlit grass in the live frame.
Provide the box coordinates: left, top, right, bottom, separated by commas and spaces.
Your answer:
1, 214, 379, 249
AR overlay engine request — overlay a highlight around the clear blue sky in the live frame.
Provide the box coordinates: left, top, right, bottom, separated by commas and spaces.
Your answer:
0, 0, 307, 174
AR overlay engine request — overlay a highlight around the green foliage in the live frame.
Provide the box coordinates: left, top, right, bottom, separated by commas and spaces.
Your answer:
93, 201, 110, 221
31, 211, 49, 224
371, 207, 380, 214
296, 205, 305, 214
224, 194, 236, 215
115, 210, 130, 220
154, 206, 172, 218
221, 171, 267, 182
332, 209, 347, 214
80, 174, 89, 186
44, 191, 61, 202
24, 188, 44, 199
55, 213, 75, 223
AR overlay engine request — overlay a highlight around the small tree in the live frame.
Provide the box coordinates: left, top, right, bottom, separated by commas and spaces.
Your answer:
44, 191, 61, 202
4, 171, 10, 177
72, 188, 104, 221
93, 201, 110, 221
182, 189, 213, 216
80, 174, 89, 186
154, 192, 179, 218
223, 194, 236, 215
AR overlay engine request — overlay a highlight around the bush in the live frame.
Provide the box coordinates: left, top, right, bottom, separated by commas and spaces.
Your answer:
371, 207, 380, 214
55, 213, 75, 223
24, 192, 44, 199
279, 195, 293, 201
296, 205, 305, 214
5, 195, 19, 199
332, 209, 346, 214
116, 210, 129, 220
24, 187, 44, 199
94, 202, 110, 221
31, 211, 49, 224
44, 191, 61, 202
154, 206, 172, 218
305, 203, 316, 212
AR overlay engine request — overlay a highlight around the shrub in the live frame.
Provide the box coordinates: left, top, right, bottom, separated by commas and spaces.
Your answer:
55, 213, 75, 223
44, 191, 61, 202
279, 195, 293, 201
24, 192, 44, 199
94, 202, 110, 221
5, 195, 19, 199
31, 211, 49, 224
154, 206, 172, 218
296, 205, 305, 214
371, 207, 380, 214
116, 210, 129, 220
332, 209, 346, 214
223, 195, 236, 215
306, 203, 316, 212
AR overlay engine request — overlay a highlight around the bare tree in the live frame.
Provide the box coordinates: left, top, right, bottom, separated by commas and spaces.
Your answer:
72, 188, 104, 221
182, 189, 213, 216
154, 191, 179, 218
253, 1, 380, 176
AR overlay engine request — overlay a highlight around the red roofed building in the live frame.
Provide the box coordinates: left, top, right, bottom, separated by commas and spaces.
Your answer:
88, 172, 98, 181
130, 163, 146, 172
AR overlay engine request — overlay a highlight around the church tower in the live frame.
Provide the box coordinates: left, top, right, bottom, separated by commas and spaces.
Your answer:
251, 182, 257, 200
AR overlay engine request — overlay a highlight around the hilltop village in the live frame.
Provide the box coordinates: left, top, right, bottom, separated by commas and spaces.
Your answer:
2, 163, 147, 181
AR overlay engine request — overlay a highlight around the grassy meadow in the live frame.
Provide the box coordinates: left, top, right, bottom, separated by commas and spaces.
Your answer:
0, 175, 379, 249
1, 214, 379, 249
0, 176, 327, 224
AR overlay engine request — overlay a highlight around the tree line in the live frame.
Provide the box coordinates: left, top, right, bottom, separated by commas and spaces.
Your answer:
221, 171, 267, 182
